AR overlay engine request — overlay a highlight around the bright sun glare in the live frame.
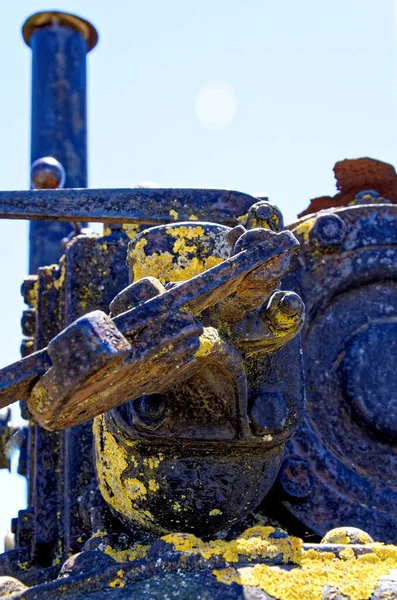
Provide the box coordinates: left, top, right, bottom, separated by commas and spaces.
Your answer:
195, 80, 237, 129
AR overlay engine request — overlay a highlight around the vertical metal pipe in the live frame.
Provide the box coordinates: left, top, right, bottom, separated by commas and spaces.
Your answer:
22, 12, 98, 273
20, 12, 98, 565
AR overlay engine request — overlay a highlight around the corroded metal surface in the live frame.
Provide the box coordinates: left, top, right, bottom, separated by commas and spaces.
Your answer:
92, 219, 304, 537
0, 194, 305, 577
25, 11, 97, 272
1, 526, 396, 599
0, 187, 260, 227
0, 226, 300, 422
1, 6, 397, 598
22, 11, 98, 51
299, 157, 397, 217
279, 200, 397, 543
0, 212, 304, 543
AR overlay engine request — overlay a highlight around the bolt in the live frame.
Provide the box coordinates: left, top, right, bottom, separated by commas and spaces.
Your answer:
279, 457, 313, 499
260, 290, 304, 330
246, 201, 284, 232
321, 527, 374, 545
255, 203, 273, 220
31, 157, 66, 189
249, 392, 289, 434
279, 292, 304, 317
310, 214, 345, 248
353, 189, 391, 206
355, 189, 379, 200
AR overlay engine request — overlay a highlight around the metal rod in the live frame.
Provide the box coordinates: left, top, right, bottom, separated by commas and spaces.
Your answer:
22, 11, 98, 272
0, 188, 256, 226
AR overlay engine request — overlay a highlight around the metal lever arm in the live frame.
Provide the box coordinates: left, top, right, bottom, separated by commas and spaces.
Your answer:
0, 228, 298, 428
0, 350, 51, 410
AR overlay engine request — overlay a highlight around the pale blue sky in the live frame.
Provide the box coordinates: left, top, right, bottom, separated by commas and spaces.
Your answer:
0, 0, 396, 548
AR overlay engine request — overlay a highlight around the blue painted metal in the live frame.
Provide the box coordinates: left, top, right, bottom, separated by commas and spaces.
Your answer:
278, 202, 397, 544
23, 11, 98, 273
0, 187, 259, 226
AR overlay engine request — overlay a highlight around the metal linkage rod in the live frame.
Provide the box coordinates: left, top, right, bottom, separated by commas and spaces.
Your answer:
0, 188, 257, 226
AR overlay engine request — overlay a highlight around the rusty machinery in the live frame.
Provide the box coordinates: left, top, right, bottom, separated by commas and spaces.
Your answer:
0, 10, 396, 600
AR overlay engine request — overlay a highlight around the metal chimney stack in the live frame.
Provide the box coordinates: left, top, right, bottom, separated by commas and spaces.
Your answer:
22, 11, 98, 273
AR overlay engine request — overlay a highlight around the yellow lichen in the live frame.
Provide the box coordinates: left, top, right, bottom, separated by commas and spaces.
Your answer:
25, 280, 39, 308
294, 217, 315, 241
358, 532, 373, 545
358, 553, 380, 564
321, 527, 351, 545
162, 533, 205, 554
126, 455, 138, 468
266, 308, 300, 337
148, 479, 160, 492
84, 520, 397, 600
109, 569, 125, 588
130, 236, 223, 283
124, 439, 139, 449
29, 382, 46, 414
53, 259, 66, 292
22, 339, 35, 353
165, 225, 205, 240
189, 214, 199, 220
213, 566, 239, 585
321, 527, 374, 546
122, 224, 140, 239
240, 526, 275, 538
194, 327, 220, 358
144, 456, 162, 469
76, 283, 93, 311
105, 545, 150, 563
372, 543, 397, 561
213, 541, 397, 600
209, 509, 222, 516
172, 237, 197, 255
93, 415, 155, 531
303, 548, 336, 562
91, 530, 108, 539
161, 526, 302, 564
339, 547, 355, 560
169, 209, 179, 220
124, 478, 147, 500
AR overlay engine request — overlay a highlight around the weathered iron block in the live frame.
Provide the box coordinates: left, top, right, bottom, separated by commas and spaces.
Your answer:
0, 209, 304, 553
2, 4, 397, 595
279, 201, 397, 543
28, 311, 132, 430
0, 222, 300, 432
88, 219, 304, 538
2, 525, 397, 599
